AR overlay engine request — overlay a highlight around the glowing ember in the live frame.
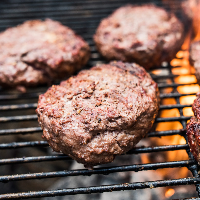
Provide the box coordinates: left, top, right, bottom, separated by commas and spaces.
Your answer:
165, 188, 175, 198
141, 154, 149, 164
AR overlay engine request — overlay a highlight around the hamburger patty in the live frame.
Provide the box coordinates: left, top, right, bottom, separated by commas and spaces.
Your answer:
36, 61, 160, 167
0, 19, 90, 90
94, 4, 184, 69
187, 93, 200, 164
189, 41, 200, 83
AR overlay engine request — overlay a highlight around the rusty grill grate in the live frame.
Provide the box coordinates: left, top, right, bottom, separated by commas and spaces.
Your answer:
0, 0, 200, 199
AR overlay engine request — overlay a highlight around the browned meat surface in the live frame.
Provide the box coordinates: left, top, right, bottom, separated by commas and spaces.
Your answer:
0, 19, 90, 90
36, 61, 160, 167
94, 4, 184, 69
187, 93, 200, 164
190, 41, 200, 83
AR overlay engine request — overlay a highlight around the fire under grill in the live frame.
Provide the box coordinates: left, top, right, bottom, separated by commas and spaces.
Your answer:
1, 0, 200, 199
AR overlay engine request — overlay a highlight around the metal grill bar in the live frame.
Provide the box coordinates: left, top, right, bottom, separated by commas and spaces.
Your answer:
0, 18, 112, 29
0, 92, 195, 101
0, 155, 70, 165
0, 92, 196, 100
0, 142, 186, 164
0, 127, 184, 137
151, 73, 196, 79
0, 7, 127, 18
0, 93, 41, 100
0, 103, 37, 111
0, 141, 48, 149
0, 0, 164, 7
0, 127, 42, 135
1, 177, 200, 200
155, 116, 191, 122
0, 114, 191, 123
0, 83, 197, 100
0, 141, 189, 153
0, 115, 38, 122
0, 1, 164, 19
159, 104, 191, 109
1, 0, 169, 3
0, 137, 188, 164
0, 160, 195, 182
0, 103, 192, 111
158, 82, 198, 88
127, 144, 189, 154
148, 129, 185, 137
160, 92, 196, 98
1, 0, 135, 9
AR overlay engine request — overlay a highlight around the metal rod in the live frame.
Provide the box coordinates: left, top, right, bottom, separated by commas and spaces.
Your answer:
0, 103, 37, 111
0, 127, 42, 136
0, 177, 200, 199
0, 103, 192, 111
0, 115, 192, 123
0, 160, 195, 182
0, 155, 71, 165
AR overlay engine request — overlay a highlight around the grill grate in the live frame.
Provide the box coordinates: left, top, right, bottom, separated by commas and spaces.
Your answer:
0, 0, 200, 199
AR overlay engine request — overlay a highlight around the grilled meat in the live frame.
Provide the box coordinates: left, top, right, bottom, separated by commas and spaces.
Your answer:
36, 61, 160, 167
0, 19, 90, 91
94, 4, 184, 69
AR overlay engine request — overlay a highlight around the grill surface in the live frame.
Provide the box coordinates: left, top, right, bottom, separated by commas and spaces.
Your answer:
0, 0, 200, 199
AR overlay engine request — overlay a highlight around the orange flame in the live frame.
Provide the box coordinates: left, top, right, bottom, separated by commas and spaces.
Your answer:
148, 31, 199, 181
165, 188, 175, 198
193, 0, 200, 41
145, 0, 200, 196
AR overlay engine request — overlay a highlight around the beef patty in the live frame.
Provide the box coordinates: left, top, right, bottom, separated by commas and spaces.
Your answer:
0, 19, 90, 91
189, 41, 200, 83
36, 61, 160, 167
94, 4, 184, 69
187, 93, 200, 164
